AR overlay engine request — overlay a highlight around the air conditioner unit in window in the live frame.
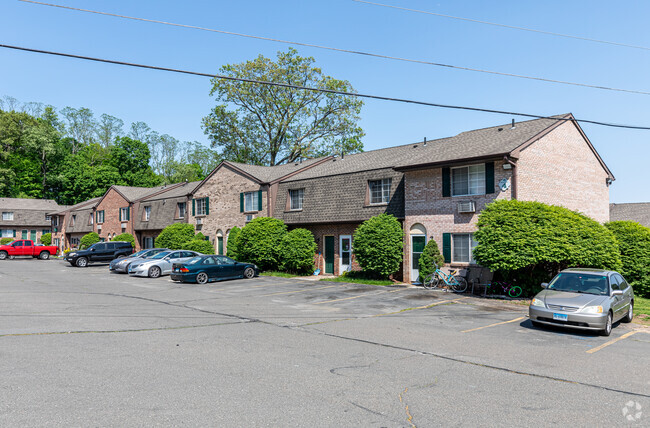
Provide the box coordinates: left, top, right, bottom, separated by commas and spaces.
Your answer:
97, 225, 102, 231
196, 218, 203, 225
457, 201, 476, 213
121, 222, 128, 229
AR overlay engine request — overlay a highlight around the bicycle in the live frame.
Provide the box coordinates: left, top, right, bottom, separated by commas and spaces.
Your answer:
423, 263, 468, 293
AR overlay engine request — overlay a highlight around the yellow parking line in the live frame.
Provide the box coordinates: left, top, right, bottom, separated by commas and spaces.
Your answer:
257, 285, 338, 297
586, 331, 638, 354
462, 316, 525, 333
313, 287, 408, 305
371, 297, 468, 318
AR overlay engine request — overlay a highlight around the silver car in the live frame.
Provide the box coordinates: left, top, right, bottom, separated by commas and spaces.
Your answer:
128, 250, 202, 278
109, 248, 169, 273
529, 268, 634, 336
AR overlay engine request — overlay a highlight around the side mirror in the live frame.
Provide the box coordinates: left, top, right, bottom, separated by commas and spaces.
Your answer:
611, 290, 623, 296
540, 282, 548, 289
90, 248, 95, 252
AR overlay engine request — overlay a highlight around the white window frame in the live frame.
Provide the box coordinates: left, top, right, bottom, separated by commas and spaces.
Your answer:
96, 210, 105, 224
70, 215, 76, 226
1, 229, 13, 238
451, 164, 486, 197
45, 215, 51, 222
452, 233, 478, 263
89, 213, 94, 225
143, 206, 151, 221
120, 207, 129, 221
2, 212, 14, 221
289, 189, 304, 211
177, 202, 186, 219
196, 198, 207, 216
244, 191, 259, 212
368, 178, 392, 205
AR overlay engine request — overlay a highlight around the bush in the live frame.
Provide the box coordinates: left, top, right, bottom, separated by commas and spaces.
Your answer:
40, 233, 52, 246
605, 221, 650, 298
353, 214, 403, 278
417, 239, 445, 282
80, 232, 101, 249
473, 200, 622, 296
181, 239, 215, 255
111, 233, 135, 247
237, 217, 287, 270
194, 232, 207, 241
1, 237, 14, 245
226, 226, 241, 260
278, 228, 316, 274
155, 223, 196, 250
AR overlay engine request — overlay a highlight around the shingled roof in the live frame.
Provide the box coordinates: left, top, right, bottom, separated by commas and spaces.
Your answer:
0, 198, 62, 211
0, 197, 66, 227
112, 185, 165, 202
225, 157, 328, 183
610, 203, 650, 228
141, 181, 202, 201
50, 197, 100, 215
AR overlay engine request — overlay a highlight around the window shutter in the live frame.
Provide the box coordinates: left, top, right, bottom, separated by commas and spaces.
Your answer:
442, 167, 451, 197
205, 197, 210, 215
240, 193, 244, 213
442, 233, 451, 263
192, 199, 195, 216
13, 229, 16, 237
127, 207, 131, 221
257, 190, 263, 211
485, 162, 495, 194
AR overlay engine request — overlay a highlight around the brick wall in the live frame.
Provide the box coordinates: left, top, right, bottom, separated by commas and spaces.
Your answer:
94, 189, 132, 242
189, 165, 268, 254
293, 223, 361, 277
516, 121, 610, 223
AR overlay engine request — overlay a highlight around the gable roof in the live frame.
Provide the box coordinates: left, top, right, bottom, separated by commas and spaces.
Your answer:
141, 181, 202, 201
609, 203, 650, 228
112, 185, 164, 202
0, 197, 63, 211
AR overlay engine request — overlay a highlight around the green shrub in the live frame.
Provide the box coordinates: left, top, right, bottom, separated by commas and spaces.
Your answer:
40, 233, 52, 246
155, 223, 196, 250
279, 228, 316, 274
1, 237, 14, 245
194, 232, 207, 241
417, 239, 445, 282
237, 217, 287, 270
605, 221, 650, 298
80, 232, 101, 249
226, 226, 241, 260
473, 200, 622, 296
181, 239, 215, 255
353, 214, 403, 278
111, 233, 135, 247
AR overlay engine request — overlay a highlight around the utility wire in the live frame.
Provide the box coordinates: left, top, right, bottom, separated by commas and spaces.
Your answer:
17, 0, 650, 97
353, 0, 650, 52
2, 43, 649, 130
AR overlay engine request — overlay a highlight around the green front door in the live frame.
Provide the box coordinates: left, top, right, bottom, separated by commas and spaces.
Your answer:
324, 236, 335, 274
30, 230, 37, 241
411, 235, 426, 282
217, 237, 223, 255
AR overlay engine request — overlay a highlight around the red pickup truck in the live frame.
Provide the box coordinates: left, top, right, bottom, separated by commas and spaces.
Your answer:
0, 239, 58, 260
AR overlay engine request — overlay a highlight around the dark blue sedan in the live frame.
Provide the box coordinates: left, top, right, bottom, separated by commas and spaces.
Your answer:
170, 255, 259, 284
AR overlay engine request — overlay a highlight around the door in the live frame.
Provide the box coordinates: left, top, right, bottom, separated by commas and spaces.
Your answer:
411, 235, 426, 283
90, 243, 106, 261
216, 256, 236, 278
30, 230, 36, 242
22, 230, 28, 239
12, 240, 24, 256
217, 237, 224, 255
23, 240, 34, 256
324, 236, 335, 274
609, 275, 625, 320
339, 235, 352, 273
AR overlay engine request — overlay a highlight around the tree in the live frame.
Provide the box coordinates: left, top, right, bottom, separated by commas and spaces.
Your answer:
181, 239, 215, 254
40, 233, 52, 246
96, 114, 124, 147
110, 136, 160, 187
226, 226, 241, 260
605, 221, 650, 298
237, 217, 287, 270
417, 239, 445, 282
185, 141, 220, 177
202, 48, 364, 166
80, 232, 101, 249
278, 228, 316, 274
111, 233, 135, 248
60, 106, 97, 152
353, 214, 403, 278
155, 223, 196, 250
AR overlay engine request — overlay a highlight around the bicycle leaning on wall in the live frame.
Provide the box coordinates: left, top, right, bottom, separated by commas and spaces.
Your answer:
422, 263, 468, 293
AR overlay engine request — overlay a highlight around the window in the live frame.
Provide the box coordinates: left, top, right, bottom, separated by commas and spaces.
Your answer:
119, 207, 130, 222
45, 215, 51, 222
177, 202, 186, 219
1, 229, 13, 238
289, 189, 304, 210
22, 230, 28, 239
452, 164, 485, 196
96, 210, 105, 224
244, 191, 259, 212
2, 212, 14, 221
89, 213, 93, 225
196, 198, 207, 216
42, 229, 50, 235
53, 216, 59, 226
143, 206, 151, 221
368, 179, 392, 204
70, 215, 76, 226
452, 234, 478, 263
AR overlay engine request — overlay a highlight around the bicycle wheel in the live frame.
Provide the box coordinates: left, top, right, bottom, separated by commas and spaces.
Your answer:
508, 286, 523, 298
451, 276, 468, 293
422, 273, 437, 290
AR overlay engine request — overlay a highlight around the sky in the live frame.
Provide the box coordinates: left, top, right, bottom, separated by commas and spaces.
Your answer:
1, 0, 649, 203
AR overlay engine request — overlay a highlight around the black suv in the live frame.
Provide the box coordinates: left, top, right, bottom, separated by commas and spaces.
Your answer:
65, 241, 134, 267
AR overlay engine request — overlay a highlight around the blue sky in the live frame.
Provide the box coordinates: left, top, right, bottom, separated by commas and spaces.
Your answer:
2, 0, 649, 203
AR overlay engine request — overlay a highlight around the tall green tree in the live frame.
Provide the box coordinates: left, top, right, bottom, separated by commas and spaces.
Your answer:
202, 48, 364, 166
96, 113, 124, 147
110, 136, 160, 187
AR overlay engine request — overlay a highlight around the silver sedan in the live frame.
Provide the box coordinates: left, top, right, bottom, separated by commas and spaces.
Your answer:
109, 248, 169, 273
128, 250, 202, 278
529, 268, 634, 336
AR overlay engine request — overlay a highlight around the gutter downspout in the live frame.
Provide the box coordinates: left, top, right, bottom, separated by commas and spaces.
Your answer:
504, 156, 517, 200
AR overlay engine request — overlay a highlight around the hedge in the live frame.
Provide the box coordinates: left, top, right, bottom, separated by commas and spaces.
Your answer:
226, 226, 241, 260
80, 232, 101, 249
353, 214, 403, 279
181, 239, 215, 255
40, 233, 52, 246
111, 233, 135, 247
278, 228, 316, 274
605, 221, 650, 298
155, 223, 196, 250
417, 239, 445, 283
0, 237, 13, 245
237, 217, 287, 270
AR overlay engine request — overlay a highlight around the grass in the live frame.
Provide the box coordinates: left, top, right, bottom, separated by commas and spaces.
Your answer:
319, 276, 395, 286
634, 296, 650, 323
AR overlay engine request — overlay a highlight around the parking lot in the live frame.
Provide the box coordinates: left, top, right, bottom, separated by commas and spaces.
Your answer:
1, 259, 648, 426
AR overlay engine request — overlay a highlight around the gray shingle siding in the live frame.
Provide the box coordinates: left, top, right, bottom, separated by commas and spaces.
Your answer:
66, 208, 94, 233
134, 196, 188, 230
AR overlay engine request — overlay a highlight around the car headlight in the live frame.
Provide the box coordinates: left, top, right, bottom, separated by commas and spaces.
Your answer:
531, 298, 545, 307
68, 252, 76, 257
581, 305, 603, 314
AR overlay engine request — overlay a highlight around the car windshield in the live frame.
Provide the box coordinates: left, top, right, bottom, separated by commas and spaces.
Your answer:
547, 273, 609, 296
131, 250, 148, 257
186, 256, 204, 265
150, 251, 171, 260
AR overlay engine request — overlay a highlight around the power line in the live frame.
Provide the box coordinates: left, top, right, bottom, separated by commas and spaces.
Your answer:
17, 0, 650, 97
2, 43, 650, 131
353, 0, 650, 52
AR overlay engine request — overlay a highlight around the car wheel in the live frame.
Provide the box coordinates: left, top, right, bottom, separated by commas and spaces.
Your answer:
0, 251, 7, 260
531, 321, 543, 328
601, 312, 613, 336
75, 257, 88, 267
39, 251, 50, 260
243, 267, 255, 279
623, 302, 634, 323
196, 272, 208, 284
148, 266, 161, 278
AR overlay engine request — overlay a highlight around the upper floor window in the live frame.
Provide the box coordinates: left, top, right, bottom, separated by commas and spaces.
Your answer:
369, 179, 392, 204
177, 202, 186, 219
96, 210, 105, 224
119, 207, 130, 222
2, 212, 14, 221
452, 164, 485, 196
52, 216, 59, 226
143, 206, 151, 221
289, 189, 304, 210
196, 198, 207, 216
89, 213, 94, 225
45, 215, 51, 222
244, 191, 259, 212
70, 215, 76, 226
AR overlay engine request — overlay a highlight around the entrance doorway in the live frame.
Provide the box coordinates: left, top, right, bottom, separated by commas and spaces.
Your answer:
324, 236, 335, 274
339, 235, 351, 273
410, 223, 427, 283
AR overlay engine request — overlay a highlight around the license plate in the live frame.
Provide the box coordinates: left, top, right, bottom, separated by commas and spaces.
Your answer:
553, 313, 568, 321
